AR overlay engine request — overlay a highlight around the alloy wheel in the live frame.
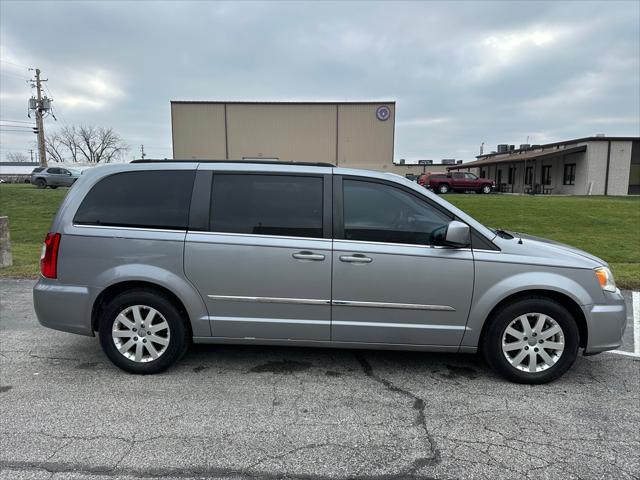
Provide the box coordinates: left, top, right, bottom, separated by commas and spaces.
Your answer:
111, 305, 171, 363
501, 313, 565, 373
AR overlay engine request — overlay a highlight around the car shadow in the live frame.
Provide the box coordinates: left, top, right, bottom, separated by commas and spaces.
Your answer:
180, 343, 488, 380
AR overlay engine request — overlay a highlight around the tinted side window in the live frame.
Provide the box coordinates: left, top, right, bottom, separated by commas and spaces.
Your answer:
48, 168, 61, 174
210, 174, 323, 238
32, 167, 44, 173
343, 180, 451, 245
74, 170, 195, 229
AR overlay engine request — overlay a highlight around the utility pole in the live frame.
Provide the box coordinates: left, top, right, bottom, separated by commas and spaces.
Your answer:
29, 68, 49, 167
34, 69, 47, 167
140, 144, 146, 159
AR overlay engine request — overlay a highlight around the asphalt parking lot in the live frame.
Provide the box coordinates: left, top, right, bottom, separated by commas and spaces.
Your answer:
1, 279, 639, 480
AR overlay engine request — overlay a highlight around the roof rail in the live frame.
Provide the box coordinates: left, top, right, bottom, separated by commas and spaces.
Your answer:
130, 159, 336, 167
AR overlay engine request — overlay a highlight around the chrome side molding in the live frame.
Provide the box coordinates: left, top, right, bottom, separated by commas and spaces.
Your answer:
332, 320, 465, 330
333, 300, 455, 311
210, 316, 331, 325
209, 295, 454, 311
208, 295, 331, 306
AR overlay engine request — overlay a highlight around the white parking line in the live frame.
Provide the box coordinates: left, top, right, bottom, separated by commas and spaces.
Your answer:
611, 291, 640, 358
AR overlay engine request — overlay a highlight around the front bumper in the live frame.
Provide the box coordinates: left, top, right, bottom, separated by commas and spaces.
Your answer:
33, 278, 95, 336
583, 289, 627, 354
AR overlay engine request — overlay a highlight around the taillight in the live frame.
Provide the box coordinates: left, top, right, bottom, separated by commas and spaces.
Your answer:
40, 232, 61, 279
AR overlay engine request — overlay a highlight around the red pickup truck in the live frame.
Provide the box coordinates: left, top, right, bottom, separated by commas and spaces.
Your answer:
418, 172, 495, 194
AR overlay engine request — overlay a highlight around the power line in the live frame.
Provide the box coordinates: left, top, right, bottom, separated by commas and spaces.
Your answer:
0, 125, 35, 130
42, 83, 62, 123
39, 82, 62, 123
43, 83, 54, 97
0, 123, 34, 128
0, 58, 31, 69
0, 128, 35, 133
0, 119, 36, 124
0, 71, 30, 81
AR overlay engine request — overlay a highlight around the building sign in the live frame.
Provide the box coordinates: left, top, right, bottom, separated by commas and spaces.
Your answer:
376, 105, 391, 121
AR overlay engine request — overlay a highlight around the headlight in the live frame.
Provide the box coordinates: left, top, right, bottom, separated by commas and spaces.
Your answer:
594, 266, 616, 292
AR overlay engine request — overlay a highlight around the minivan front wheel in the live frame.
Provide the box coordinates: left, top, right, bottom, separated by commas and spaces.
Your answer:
482, 297, 579, 384
98, 289, 189, 374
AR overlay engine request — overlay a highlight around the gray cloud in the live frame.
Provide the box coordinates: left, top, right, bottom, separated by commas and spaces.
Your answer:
1, 0, 638, 162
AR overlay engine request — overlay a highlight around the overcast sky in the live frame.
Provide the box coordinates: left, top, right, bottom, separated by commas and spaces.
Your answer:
1, 0, 639, 162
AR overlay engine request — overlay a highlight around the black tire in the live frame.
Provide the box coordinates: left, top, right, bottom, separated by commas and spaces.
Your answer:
438, 183, 449, 194
481, 184, 492, 194
98, 289, 190, 374
34, 178, 46, 189
482, 296, 579, 384
50, 185, 58, 189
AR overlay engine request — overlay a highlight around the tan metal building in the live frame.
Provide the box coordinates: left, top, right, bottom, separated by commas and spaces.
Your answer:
171, 101, 396, 170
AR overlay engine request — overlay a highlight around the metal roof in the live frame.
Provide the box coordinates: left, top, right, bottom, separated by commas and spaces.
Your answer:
448, 145, 587, 170
170, 100, 396, 105
0, 162, 39, 167
475, 136, 638, 160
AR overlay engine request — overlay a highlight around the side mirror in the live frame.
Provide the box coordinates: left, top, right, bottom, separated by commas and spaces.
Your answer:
443, 220, 471, 248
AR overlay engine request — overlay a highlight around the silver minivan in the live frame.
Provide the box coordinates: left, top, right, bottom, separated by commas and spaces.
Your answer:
33, 161, 627, 383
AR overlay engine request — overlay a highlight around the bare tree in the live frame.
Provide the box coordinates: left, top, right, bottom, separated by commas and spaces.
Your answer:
44, 125, 128, 163
59, 126, 81, 163
45, 132, 66, 163
75, 126, 128, 163
5, 152, 29, 162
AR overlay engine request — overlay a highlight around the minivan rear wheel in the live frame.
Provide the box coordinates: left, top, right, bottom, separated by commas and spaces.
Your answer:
34, 178, 46, 189
98, 289, 189, 374
482, 297, 579, 384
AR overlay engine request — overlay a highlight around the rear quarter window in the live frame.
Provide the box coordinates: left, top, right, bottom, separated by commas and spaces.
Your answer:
73, 170, 196, 229
32, 167, 44, 173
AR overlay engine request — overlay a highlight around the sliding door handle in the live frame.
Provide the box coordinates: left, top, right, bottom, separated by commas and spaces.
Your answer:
339, 254, 372, 264
292, 251, 325, 261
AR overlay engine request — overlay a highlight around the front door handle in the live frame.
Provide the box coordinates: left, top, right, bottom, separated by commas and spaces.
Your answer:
292, 251, 325, 261
339, 254, 372, 264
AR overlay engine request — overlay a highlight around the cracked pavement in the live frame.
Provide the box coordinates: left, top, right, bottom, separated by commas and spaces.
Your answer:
1, 279, 639, 479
